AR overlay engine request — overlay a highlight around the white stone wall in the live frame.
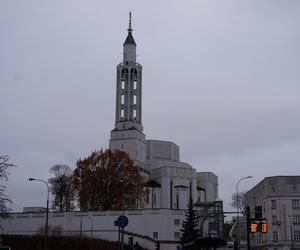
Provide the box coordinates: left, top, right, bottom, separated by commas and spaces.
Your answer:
0, 209, 185, 250
146, 140, 180, 162
123, 44, 136, 63
197, 172, 219, 202
110, 129, 147, 165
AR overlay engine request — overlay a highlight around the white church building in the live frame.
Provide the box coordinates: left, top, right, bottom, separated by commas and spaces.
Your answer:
109, 14, 218, 210
0, 15, 221, 250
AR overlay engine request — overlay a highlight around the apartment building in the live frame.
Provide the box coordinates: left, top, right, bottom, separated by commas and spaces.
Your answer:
245, 176, 300, 250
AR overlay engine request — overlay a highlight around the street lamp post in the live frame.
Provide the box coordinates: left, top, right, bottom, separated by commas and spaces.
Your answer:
289, 215, 294, 250
88, 215, 93, 250
236, 176, 252, 249
29, 178, 49, 250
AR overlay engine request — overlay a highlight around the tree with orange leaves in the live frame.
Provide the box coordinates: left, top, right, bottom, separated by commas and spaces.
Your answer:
73, 149, 147, 211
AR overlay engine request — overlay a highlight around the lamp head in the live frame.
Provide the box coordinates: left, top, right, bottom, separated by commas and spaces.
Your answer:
28, 178, 35, 181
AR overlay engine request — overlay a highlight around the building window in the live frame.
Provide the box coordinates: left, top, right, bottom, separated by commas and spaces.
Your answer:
294, 231, 300, 241
271, 186, 275, 192
273, 231, 278, 241
174, 219, 180, 226
271, 200, 276, 209
292, 199, 299, 208
174, 232, 180, 239
121, 94, 124, 104
272, 215, 277, 224
153, 232, 158, 239
293, 185, 297, 192
293, 215, 300, 224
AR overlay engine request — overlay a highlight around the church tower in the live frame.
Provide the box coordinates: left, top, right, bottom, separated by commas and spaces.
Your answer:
109, 13, 147, 169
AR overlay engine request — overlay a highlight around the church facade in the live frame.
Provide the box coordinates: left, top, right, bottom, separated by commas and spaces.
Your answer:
109, 15, 219, 210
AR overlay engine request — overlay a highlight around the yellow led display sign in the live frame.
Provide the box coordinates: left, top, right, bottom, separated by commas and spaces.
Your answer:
249, 219, 267, 233
261, 219, 267, 233
250, 223, 258, 233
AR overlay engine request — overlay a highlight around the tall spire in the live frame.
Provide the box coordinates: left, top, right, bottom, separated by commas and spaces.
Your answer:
110, 15, 145, 166
123, 12, 136, 46
128, 12, 132, 33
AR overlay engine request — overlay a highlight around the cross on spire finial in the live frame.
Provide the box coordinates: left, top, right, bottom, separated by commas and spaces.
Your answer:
128, 12, 132, 32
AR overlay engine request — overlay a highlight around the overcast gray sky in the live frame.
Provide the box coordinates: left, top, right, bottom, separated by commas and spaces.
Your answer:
1, 0, 300, 215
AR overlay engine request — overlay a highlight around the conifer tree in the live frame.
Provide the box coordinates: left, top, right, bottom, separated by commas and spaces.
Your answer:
180, 198, 200, 244
0, 155, 15, 218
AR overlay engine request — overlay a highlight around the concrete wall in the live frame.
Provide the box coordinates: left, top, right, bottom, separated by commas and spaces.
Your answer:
146, 140, 180, 162
197, 172, 219, 202
0, 209, 185, 250
110, 129, 147, 165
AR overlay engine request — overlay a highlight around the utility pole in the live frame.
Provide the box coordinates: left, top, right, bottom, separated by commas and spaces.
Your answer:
245, 206, 251, 250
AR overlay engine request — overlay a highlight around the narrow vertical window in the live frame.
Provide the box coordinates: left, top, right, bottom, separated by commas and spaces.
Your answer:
271, 200, 276, 209
292, 200, 300, 208
133, 80, 137, 90
293, 215, 300, 224
174, 232, 180, 239
174, 219, 180, 225
273, 231, 278, 241
294, 231, 300, 241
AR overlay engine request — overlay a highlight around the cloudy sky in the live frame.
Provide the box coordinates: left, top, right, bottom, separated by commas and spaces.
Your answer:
1, 1, 300, 215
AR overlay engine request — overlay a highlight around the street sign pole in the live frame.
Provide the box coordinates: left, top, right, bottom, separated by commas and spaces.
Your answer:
118, 226, 121, 250
115, 215, 128, 250
121, 226, 124, 250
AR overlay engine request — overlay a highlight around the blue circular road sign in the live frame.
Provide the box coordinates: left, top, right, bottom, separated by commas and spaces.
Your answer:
117, 215, 128, 228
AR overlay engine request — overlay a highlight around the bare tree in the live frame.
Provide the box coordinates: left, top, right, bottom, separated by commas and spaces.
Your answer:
48, 164, 75, 212
231, 191, 246, 214
0, 155, 16, 218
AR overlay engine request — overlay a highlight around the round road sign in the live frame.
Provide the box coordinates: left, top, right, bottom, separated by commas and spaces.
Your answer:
117, 215, 128, 228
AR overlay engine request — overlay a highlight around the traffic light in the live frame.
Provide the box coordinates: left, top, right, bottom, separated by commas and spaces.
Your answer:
250, 222, 258, 233
244, 205, 250, 217
255, 206, 262, 219
155, 241, 160, 250
261, 219, 267, 233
